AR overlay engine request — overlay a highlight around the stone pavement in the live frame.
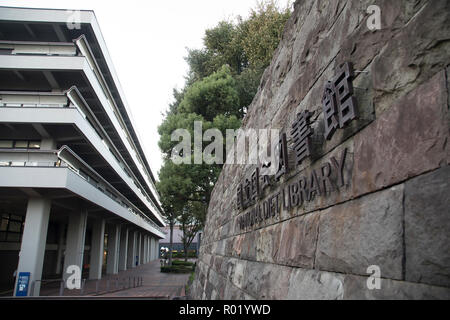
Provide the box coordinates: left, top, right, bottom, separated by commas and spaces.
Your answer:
36, 259, 192, 299
97, 259, 192, 299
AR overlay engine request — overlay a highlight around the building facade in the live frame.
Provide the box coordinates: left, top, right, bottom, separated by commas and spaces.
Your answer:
0, 7, 165, 296
159, 225, 202, 254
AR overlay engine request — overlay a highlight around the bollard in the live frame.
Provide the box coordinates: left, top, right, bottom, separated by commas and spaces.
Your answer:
59, 280, 64, 296
81, 279, 86, 295
29, 281, 35, 297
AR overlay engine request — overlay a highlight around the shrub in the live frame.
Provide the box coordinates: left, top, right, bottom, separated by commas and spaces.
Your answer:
172, 260, 195, 267
160, 264, 195, 273
171, 250, 197, 258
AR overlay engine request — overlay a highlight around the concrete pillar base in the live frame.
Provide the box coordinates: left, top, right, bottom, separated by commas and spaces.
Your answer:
14, 197, 51, 297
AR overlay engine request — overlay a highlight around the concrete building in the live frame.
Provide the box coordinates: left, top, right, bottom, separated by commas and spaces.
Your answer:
159, 225, 202, 255
0, 7, 165, 296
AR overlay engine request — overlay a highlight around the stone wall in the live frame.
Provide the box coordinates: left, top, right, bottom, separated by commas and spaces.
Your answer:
190, 0, 450, 300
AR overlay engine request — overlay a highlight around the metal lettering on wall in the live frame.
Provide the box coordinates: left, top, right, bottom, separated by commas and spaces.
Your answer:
236, 62, 358, 231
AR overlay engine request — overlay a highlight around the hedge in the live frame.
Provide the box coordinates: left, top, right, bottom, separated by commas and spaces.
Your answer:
160, 264, 195, 273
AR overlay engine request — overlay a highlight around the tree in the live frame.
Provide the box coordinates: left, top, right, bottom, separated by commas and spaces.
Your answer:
183, 1, 290, 114
178, 201, 206, 261
157, 160, 187, 266
158, 196, 178, 266
179, 65, 241, 121
157, 0, 292, 259
237, 0, 291, 70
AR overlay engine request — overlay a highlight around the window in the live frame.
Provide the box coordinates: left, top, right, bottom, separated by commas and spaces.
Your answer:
28, 141, 41, 149
7, 233, 20, 242
0, 140, 41, 149
0, 216, 8, 231
0, 213, 24, 243
8, 221, 21, 232
14, 141, 28, 148
0, 140, 13, 148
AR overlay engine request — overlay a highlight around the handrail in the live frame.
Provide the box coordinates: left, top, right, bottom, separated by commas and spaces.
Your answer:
65, 87, 163, 223
0, 88, 164, 225
57, 145, 166, 235
0, 148, 165, 235
31, 276, 143, 297
0, 40, 76, 56
0, 40, 75, 46
74, 34, 161, 208
0, 90, 69, 108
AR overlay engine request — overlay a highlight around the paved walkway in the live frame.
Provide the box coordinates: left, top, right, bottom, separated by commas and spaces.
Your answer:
98, 259, 192, 299
36, 259, 192, 299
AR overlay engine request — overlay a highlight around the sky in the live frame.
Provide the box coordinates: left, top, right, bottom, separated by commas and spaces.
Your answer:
0, 0, 291, 179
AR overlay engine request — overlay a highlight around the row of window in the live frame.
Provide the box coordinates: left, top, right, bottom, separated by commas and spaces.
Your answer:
0, 140, 41, 149
0, 213, 25, 243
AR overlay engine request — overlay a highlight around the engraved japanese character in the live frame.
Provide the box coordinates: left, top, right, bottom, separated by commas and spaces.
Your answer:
291, 110, 314, 165
322, 62, 358, 140
275, 133, 289, 180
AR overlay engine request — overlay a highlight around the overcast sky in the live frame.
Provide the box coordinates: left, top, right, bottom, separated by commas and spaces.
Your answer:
1, 0, 291, 179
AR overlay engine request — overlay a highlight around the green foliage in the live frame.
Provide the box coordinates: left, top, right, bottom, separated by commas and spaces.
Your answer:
185, 48, 215, 84
185, 0, 291, 83
160, 265, 194, 273
186, 271, 195, 294
234, 66, 265, 111
179, 65, 241, 121
158, 112, 205, 158
157, 0, 292, 248
238, 1, 291, 69
172, 260, 195, 266
171, 251, 197, 259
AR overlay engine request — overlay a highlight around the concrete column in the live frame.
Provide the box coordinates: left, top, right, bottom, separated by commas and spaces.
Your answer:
106, 224, 120, 274
151, 237, 155, 260
150, 237, 154, 260
127, 230, 137, 269
63, 209, 88, 282
55, 223, 65, 275
88, 219, 105, 280
150, 237, 155, 260
141, 234, 145, 264
136, 233, 141, 266
143, 235, 148, 264
14, 198, 51, 297
148, 237, 152, 261
144, 236, 147, 263
141, 235, 145, 264
118, 226, 128, 271
147, 236, 150, 262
